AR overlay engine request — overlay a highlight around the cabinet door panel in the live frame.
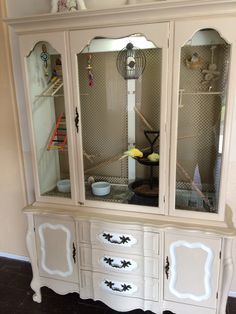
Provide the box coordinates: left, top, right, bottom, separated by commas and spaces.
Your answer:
70, 22, 169, 213
169, 17, 236, 220
164, 233, 221, 308
35, 215, 78, 283
19, 32, 76, 204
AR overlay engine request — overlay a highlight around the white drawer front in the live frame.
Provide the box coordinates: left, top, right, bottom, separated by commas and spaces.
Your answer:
80, 271, 159, 313
84, 222, 159, 256
93, 272, 159, 301
80, 246, 159, 278
98, 231, 137, 247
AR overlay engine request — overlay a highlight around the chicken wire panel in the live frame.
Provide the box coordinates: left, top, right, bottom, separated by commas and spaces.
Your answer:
135, 48, 162, 179
78, 51, 128, 184
176, 42, 230, 212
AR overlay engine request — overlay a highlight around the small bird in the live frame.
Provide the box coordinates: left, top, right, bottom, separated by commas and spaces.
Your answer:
147, 152, 159, 162
123, 148, 143, 158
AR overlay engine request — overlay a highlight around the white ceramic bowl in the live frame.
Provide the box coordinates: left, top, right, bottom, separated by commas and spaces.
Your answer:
92, 181, 111, 196
57, 179, 71, 193
84, 0, 127, 9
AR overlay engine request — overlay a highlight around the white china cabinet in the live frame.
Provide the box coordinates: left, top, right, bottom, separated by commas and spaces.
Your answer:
6, 1, 236, 313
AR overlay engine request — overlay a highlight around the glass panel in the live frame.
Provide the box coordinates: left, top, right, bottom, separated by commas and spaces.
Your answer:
175, 29, 230, 213
77, 36, 162, 207
27, 42, 71, 198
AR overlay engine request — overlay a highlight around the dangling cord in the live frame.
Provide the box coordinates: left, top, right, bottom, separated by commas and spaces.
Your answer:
86, 54, 94, 87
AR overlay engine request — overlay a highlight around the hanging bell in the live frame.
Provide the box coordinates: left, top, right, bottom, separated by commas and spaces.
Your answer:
116, 42, 146, 80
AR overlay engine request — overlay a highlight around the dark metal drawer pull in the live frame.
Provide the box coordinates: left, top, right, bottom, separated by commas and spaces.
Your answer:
74, 107, 79, 133
72, 242, 76, 264
104, 280, 131, 292
103, 257, 131, 269
102, 233, 131, 244
165, 256, 170, 280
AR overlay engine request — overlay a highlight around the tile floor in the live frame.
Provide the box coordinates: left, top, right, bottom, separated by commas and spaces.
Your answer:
0, 257, 235, 314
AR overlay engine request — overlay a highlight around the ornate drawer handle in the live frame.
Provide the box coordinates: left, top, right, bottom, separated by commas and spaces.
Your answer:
104, 280, 132, 292
102, 233, 131, 244
103, 257, 131, 269
165, 256, 170, 280
74, 107, 79, 133
72, 242, 76, 264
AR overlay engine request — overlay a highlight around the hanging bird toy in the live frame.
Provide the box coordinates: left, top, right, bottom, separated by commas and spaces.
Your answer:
201, 45, 220, 90
86, 54, 94, 87
40, 44, 49, 77
185, 52, 203, 70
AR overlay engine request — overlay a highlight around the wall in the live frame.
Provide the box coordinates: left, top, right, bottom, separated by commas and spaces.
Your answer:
5, 0, 50, 17
0, 2, 28, 257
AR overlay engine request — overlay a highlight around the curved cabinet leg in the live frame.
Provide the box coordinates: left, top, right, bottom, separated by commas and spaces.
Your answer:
26, 214, 42, 303
32, 290, 42, 303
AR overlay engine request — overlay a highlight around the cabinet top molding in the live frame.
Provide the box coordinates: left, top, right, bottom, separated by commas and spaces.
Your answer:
24, 203, 236, 237
4, 0, 236, 34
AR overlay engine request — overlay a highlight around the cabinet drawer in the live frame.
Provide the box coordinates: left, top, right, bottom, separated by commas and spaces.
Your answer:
79, 221, 159, 256
80, 246, 159, 278
89, 271, 159, 302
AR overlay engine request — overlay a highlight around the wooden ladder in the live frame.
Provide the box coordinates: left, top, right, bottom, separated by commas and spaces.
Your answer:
47, 112, 67, 151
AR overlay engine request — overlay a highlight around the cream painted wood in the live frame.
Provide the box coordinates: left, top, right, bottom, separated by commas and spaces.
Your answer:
92, 271, 159, 301
23, 206, 235, 313
217, 237, 234, 314
18, 32, 77, 206
9, 1, 236, 220
26, 214, 42, 303
27, 203, 235, 233
39, 276, 80, 296
69, 22, 169, 214
164, 232, 221, 309
88, 221, 159, 256
169, 16, 236, 221
5, 1, 236, 35
6, 1, 236, 312
79, 246, 159, 278
81, 270, 160, 312
35, 215, 78, 283
163, 301, 216, 314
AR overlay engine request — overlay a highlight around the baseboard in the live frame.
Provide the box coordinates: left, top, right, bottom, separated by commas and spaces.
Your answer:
0, 252, 30, 262
229, 291, 236, 298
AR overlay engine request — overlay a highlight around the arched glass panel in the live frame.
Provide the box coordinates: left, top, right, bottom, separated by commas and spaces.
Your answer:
27, 42, 71, 198
175, 29, 230, 213
77, 35, 162, 207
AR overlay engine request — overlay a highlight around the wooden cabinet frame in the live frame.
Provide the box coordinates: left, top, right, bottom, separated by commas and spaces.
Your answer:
5, 1, 236, 313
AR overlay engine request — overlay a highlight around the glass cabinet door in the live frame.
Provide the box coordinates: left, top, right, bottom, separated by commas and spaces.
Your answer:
21, 35, 73, 201
170, 18, 236, 218
70, 24, 169, 211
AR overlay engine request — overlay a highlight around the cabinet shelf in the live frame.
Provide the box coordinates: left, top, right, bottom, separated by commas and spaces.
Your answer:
36, 94, 64, 98
179, 90, 222, 95
178, 90, 223, 108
